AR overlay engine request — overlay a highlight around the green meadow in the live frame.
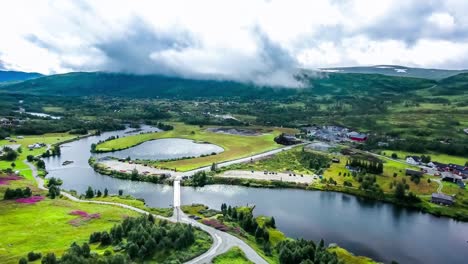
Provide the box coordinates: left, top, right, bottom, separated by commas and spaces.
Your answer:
97, 123, 295, 171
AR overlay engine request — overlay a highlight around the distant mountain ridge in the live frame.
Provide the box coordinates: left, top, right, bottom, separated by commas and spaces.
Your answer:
0, 70, 43, 82
0, 71, 439, 99
320, 65, 468, 80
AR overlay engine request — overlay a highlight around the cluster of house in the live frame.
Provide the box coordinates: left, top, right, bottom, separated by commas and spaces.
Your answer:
0, 118, 23, 128
405, 156, 468, 179
405, 156, 467, 206
302, 125, 367, 143
28, 143, 46, 150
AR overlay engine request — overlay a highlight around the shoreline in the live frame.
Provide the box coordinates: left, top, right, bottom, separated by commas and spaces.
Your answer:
88, 158, 468, 222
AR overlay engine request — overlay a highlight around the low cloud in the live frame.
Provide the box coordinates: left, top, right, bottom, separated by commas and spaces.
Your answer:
1, 0, 468, 86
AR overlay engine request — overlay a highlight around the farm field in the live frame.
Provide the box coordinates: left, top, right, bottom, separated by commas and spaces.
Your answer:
96, 124, 295, 171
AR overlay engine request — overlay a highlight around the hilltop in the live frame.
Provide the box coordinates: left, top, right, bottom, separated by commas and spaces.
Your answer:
320, 65, 468, 80
0, 70, 43, 83
0, 71, 437, 99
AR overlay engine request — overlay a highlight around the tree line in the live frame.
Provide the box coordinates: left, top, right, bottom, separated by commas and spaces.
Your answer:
347, 158, 383, 174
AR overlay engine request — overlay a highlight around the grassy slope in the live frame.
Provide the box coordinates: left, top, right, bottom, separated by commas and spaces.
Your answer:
183, 205, 376, 264
91, 195, 173, 217
224, 146, 315, 175
381, 149, 467, 165
329, 247, 377, 264
97, 124, 293, 171
0, 133, 75, 180
0, 176, 139, 264
212, 247, 253, 264
226, 147, 438, 195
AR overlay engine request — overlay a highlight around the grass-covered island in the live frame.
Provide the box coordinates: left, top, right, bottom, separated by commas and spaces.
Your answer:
95, 123, 295, 171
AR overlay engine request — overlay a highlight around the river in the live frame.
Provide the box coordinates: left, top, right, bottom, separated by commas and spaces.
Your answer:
43, 127, 468, 264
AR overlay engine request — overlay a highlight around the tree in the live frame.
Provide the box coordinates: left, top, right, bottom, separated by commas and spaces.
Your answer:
127, 242, 139, 259
2, 148, 18, 161
46, 177, 63, 187
89, 232, 101, 243
210, 162, 217, 172
47, 185, 60, 199
18, 257, 27, 264
85, 186, 94, 198
391, 153, 398, 159
255, 226, 264, 241
269, 217, 276, 228
81, 243, 91, 258
131, 168, 139, 181
41, 253, 57, 264
118, 189, 123, 196
394, 182, 406, 200
27, 155, 34, 162
97, 190, 102, 197
192, 171, 208, 187
28, 251, 42, 261
100, 231, 112, 246
37, 159, 46, 169
263, 241, 272, 256
104, 188, 109, 197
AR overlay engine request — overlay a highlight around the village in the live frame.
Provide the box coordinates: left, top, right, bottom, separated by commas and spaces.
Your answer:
404, 155, 467, 206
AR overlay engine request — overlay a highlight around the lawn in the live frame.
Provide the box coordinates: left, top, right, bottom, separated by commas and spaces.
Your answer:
96, 123, 293, 171
92, 195, 173, 217
224, 146, 316, 175
381, 149, 467, 165
0, 174, 210, 264
0, 176, 139, 264
328, 247, 377, 264
212, 247, 253, 264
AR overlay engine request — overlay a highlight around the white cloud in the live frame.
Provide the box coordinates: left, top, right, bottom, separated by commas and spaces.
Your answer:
0, 0, 468, 85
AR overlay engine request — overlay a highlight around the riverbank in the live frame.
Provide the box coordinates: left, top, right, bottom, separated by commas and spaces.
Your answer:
89, 156, 468, 222
181, 204, 378, 264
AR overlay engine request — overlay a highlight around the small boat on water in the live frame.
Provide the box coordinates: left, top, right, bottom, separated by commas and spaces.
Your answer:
62, 160, 74, 166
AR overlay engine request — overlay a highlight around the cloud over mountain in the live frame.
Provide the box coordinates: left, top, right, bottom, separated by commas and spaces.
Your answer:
1, 0, 468, 86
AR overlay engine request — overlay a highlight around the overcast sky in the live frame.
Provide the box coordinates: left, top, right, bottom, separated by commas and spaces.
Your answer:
1, 0, 468, 86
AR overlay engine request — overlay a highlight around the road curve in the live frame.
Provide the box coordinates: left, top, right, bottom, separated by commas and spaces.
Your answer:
25, 160, 267, 264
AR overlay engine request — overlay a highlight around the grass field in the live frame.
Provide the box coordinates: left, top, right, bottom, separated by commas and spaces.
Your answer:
212, 247, 253, 264
328, 247, 377, 264
96, 124, 294, 171
224, 146, 316, 175
381, 149, 467, 165
91, 195, 173, 217
0, 175, 139, 264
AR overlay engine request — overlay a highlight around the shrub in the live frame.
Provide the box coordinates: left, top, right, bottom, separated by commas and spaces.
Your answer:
28, 251, 42, 261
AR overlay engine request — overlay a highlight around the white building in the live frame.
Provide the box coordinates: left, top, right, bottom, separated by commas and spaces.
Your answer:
405, 156, 421, 165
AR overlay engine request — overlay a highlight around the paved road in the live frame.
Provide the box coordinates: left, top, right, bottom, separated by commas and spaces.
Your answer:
25, 160, 267, 264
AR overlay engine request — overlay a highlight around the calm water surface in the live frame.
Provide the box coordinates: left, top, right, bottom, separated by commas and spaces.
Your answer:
97, 138, 224, 160
44, 127, 468, 264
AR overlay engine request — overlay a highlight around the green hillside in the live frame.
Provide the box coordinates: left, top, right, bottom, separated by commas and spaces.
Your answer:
0, 71, 437, 99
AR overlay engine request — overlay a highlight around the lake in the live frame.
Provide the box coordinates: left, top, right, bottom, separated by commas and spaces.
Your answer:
95, 138, 224, 161
43, 127, 468, 264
